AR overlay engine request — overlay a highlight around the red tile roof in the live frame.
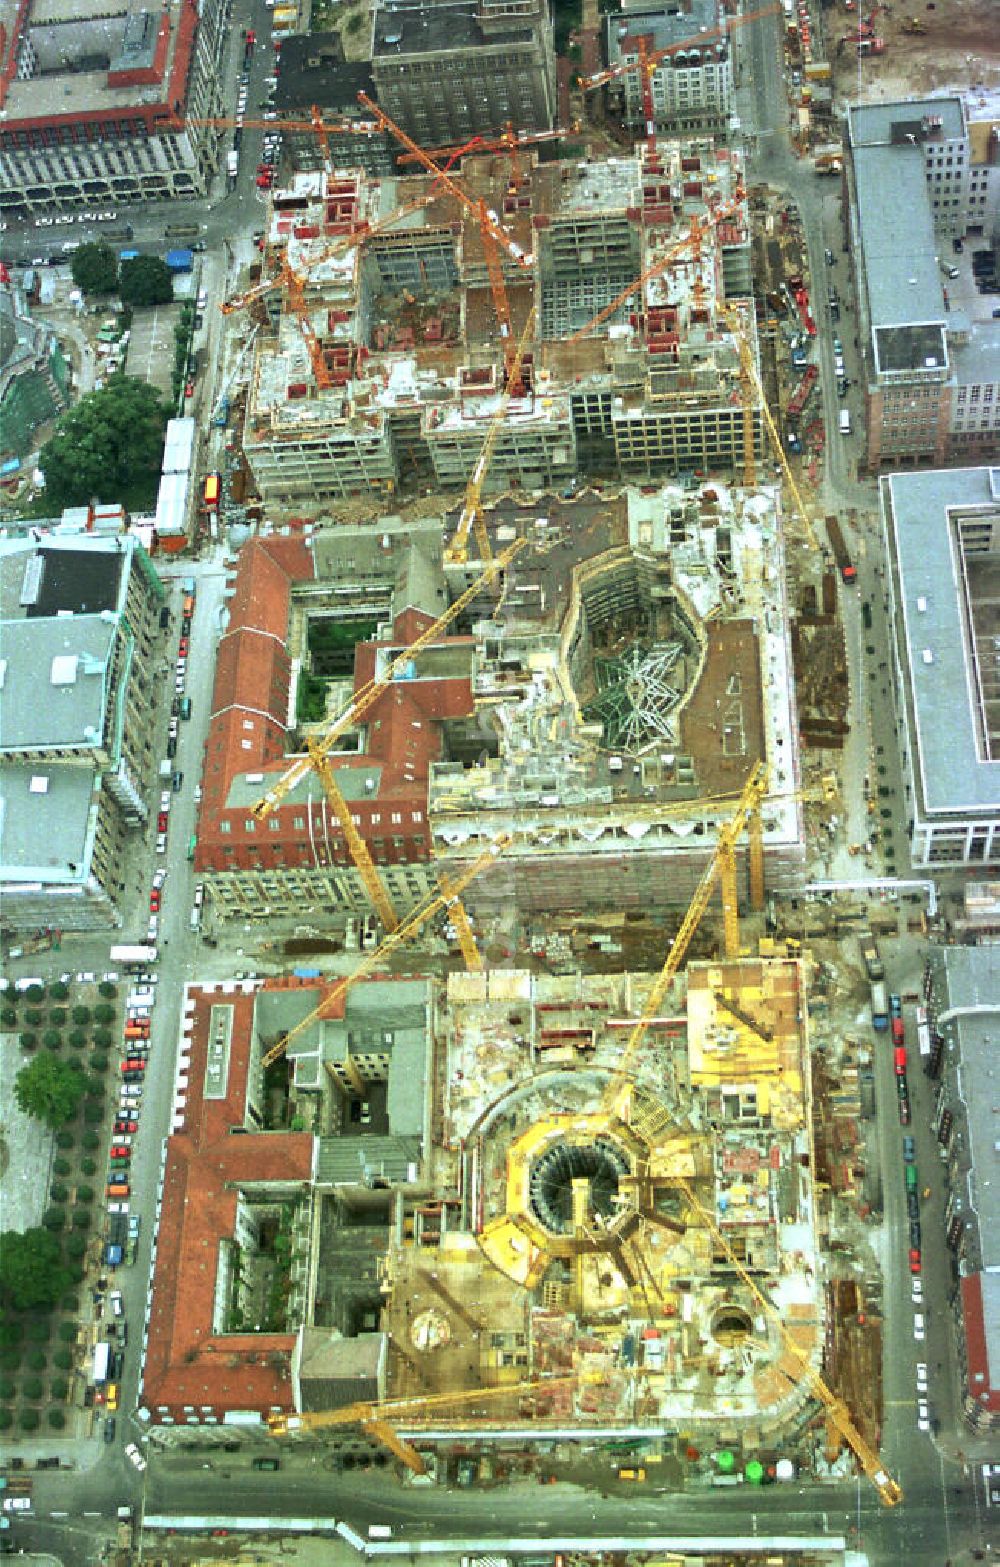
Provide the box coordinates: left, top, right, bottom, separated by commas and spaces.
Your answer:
141, 982, 315, 1422
960, 1273, 999, 1415
196, 543, 474, 873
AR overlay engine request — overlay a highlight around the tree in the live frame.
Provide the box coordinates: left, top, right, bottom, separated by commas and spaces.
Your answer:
70, 241, 119, 296
119, 254, 174, 307
65, 1233, 87, 1260
49, 1183, 68, 1204
57, 1323, 77, 1344
0, 1409, 11, 1431
71, 1006, 91, 1027
47, 1407, 67, 1430
49, 981, 69, 1001
0, 1228, 71, 1311
43, 1029, 63, 1052
14, 1055, 86, 1130
98, 981, 117, 999
24, 984, 44, 1003
48, 1008, 67, 1026
94, 1003, 116, 1024
19, 1408, 39, 1431
27, 1350, 46, 1371
53, 1349, 73, 1371
38, 375, 169, 511
1, 1006, 17, 1027
43, 1208, 65, 1232
18, 1032, 37, 1052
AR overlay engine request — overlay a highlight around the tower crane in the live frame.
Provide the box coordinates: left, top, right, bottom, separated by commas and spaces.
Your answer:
722, 304, 821, 552
252, 537, 526, 819
444, 307, 536, 568
602, 761, 769, 1119
564, 187, 745, 345
675, 1174, 902, 1506
184, 107, 381, 162
219, 192, 436, 393
250, 541, 523, 939
267, 1373, 577, 1474
357, 92, 535, 390
259, 836, 511, 1071
397, 122, 578, 180
580, 3, 781, 146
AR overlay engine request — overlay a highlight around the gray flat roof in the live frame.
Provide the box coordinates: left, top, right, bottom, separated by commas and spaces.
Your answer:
606, 0, 724, 65
0, 614, 116, 751
225, 759, 385, 810
372, 0, 533, 57
942, 948, 1000, 1269
883, 466, 1000, 818
0, 761, 97, 882
855, 144, 946, 339
848, 95, 965, 148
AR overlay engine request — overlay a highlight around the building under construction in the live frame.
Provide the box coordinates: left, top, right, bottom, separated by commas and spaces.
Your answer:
236, 139, 757, 505
195, 477, 803, 924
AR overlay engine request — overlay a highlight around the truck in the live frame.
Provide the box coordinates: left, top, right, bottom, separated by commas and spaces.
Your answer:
860, 933, 884, 981
109, 943, 158, 968
165, 248, 194, 274
871, 980, 889, 1031
226, 150, 239, 181
826, 515, 857, 583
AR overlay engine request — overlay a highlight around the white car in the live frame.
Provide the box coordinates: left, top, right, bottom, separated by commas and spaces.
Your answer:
911, 1278, 923, 1304
916, 1361, 928, 1391
152, 869, 167, 890
125, 1442, 147, 1471
77, 971, 96, 983
2, 1497, 31, 1512
15, 975, 45, 991
160, 789, 171, 811
110, 1290, 123, 1317
146, 916, 159, 942
913, 1312, 926, 1342
917, 1398, 930, 1432
108, 1201, 130, 1215
156, 832, 167, 855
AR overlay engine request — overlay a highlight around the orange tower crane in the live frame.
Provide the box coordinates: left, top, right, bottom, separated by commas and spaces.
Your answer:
580, 3, 782, 144
564, 186, 745, 345
357, 91, 535, 389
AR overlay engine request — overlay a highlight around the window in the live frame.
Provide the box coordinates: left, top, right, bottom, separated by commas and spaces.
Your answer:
220, 820, 232, 834
244, 819, 257, 832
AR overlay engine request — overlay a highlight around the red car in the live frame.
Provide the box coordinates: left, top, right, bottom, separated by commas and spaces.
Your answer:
114, 1118, 138, 1134
246, 27, 255, 44
149, 888, 161, 913
891, 1016, 905, 1046
157, 811, 168, 832
256, 172, 274, 189
111, 1145, 132, 1159
178, 637, 189, 657
120, 1062, 146, 1075
893, 1045, 907, 1075
184, 380, 195, 398
909, 1247, 921, 1274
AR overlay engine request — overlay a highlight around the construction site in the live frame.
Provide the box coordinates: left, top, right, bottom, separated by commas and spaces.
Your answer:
229, 133, 758, 506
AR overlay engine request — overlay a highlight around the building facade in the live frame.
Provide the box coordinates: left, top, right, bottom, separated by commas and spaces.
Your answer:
0, 0, 227, 219
603, 0, 732, 138
0, 527, 165, 929
846, 98, 1000, 473
880, 466, 1000, 868
925, 948, 1000, 1435
370, 0, 557, 145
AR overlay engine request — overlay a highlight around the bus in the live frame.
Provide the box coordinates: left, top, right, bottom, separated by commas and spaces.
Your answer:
203, 472, 221, 510
92, 1342, 110, 1385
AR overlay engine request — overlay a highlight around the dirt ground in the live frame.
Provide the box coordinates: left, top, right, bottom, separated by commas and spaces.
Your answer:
833, 0, 1000, 104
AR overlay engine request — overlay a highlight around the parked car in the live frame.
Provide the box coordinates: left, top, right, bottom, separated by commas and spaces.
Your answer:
103, 1416, 117, 1444
913, 1313, 926, 1343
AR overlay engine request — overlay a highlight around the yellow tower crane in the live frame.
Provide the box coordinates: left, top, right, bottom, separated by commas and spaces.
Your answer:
602, 761, 769, 1120
444, 308, 536, 568
267, 1374, 577, 1475
722, 304, 821, 552
260, 836, 511, 1070
676, 1174, 902, 1507
251, 539, 526, 942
